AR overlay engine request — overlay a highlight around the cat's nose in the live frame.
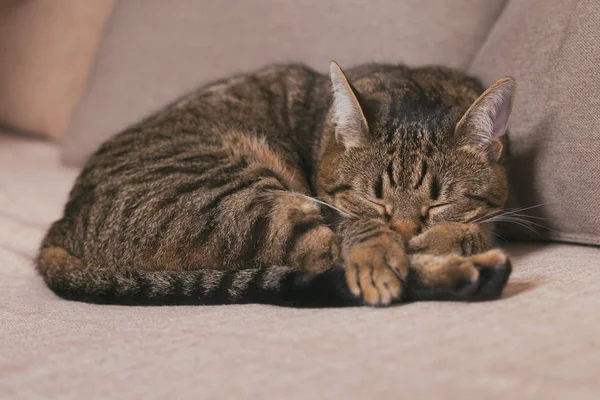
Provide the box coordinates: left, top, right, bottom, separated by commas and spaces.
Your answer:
390, 219, 420, 242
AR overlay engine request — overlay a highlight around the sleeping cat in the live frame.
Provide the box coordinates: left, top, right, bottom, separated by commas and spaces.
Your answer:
37, 62, 514, 307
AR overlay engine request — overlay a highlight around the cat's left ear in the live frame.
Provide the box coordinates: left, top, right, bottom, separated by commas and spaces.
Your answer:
330, 61, 369, 148
455, 77, 516, 162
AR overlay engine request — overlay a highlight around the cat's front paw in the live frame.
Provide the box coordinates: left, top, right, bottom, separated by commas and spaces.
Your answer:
343, 227, 408, 306
407, 249, 512, 301
408, 222, 491, 256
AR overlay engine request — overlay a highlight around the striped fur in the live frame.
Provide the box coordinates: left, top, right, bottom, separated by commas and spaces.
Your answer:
37, 63, 514, 307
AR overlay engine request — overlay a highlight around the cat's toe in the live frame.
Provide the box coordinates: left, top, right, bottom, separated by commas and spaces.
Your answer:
447, 263, 480, 298
345, 262, 404, 306
468, 250, 512, 301
344, 229, 407, 307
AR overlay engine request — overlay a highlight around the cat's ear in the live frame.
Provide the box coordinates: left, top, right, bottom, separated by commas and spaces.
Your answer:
330, 61, 369, 148
456, 77, 516, 162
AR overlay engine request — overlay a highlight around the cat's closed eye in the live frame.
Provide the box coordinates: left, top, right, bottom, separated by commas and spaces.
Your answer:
465, 194, 501, 209
421, 202, 451, 224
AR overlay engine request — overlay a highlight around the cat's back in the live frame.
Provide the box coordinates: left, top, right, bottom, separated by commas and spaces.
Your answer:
81, 62, 483, 186
120, 64, 327, 139
84, 64, 328, 169
92, 63, 480, 161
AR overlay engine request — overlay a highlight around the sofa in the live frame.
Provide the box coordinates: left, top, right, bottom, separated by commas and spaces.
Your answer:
2, 1, 599, 398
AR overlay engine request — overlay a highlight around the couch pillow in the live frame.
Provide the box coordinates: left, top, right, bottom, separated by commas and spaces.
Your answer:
0, 0, 115, 139
61, 0, 507, 164
469, 0, 600, 245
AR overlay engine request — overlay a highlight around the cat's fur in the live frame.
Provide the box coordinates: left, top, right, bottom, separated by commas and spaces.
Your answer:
37, 63, 515, 307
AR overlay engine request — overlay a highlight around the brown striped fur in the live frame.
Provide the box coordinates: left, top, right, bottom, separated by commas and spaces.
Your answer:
37, 62, 515, 306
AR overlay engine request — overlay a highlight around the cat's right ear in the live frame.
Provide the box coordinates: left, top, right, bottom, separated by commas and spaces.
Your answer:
330, 61, 369, 148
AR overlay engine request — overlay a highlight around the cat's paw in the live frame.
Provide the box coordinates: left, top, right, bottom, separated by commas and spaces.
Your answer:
407, 249, 511, 301
467, 250, 512, 301
408, 222, 491, 256
343, 231, 408, 306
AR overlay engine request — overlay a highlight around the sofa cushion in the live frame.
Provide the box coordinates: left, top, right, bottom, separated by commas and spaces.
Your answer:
0, 0, 115, 139
468, 0, 600, 245
61, 0, 507, 164
3, 133, 600, 398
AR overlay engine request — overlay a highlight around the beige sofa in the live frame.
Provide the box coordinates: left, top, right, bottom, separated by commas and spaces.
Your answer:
2, 1, 599, 399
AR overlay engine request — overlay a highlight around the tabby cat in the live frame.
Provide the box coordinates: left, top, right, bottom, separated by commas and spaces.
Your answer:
37, 62, 515, 307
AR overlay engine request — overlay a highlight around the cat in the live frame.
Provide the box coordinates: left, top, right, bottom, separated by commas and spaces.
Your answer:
37, 62, 514, 307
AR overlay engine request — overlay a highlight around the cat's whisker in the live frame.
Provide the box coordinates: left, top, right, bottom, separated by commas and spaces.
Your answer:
490, 219, 539, 234
500, 214, 550, 225
487, 216, 549, 235
472, 202, 552, 225
488, 230, 507, 243
469, 210, 504, 224
269, 191, 355, 218
488, 212, 549, 225
501, 212, 548, 220
490, 215, 551, 231
500, 202, 552, 216
488, 215, 537, 226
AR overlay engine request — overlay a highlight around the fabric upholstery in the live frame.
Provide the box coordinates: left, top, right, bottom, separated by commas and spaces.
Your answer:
61, 0, 508, 164
0, 0, 115, 139
468, 0, 600, 245
2, 133, 600, 399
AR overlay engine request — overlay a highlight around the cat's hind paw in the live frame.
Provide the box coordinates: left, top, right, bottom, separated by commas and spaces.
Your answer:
407, 249, 511, 302
467, 249, 512, 301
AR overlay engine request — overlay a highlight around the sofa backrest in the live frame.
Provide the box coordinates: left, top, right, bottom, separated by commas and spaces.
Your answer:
61, 0, 507, 164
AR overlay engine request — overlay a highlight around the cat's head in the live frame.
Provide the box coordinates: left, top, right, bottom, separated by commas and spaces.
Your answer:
317, 62, 515, 240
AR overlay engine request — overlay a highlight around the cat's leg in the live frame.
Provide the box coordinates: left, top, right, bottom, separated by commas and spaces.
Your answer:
108, 132, 348, 280
408, 222, 494, 256
208, 135, 403, 298
264, 190, 341, 273
206, 180, 407, 306
170, 133, 345, 275
337, 218, 408, 306
405, 222, 511, 300
335, 220, 509, 306
185, 175, 341, 274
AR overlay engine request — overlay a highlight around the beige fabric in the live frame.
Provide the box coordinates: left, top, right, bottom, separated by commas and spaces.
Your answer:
2, 134, 600, 399
468, 0, 600, 245
0, 0, 115, 139
61, 0, 507, 165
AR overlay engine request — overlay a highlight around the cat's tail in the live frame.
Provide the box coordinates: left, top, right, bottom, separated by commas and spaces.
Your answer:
36, 247, 358, 307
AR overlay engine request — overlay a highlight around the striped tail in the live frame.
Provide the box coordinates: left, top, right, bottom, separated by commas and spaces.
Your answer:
37, 247, 357, 307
